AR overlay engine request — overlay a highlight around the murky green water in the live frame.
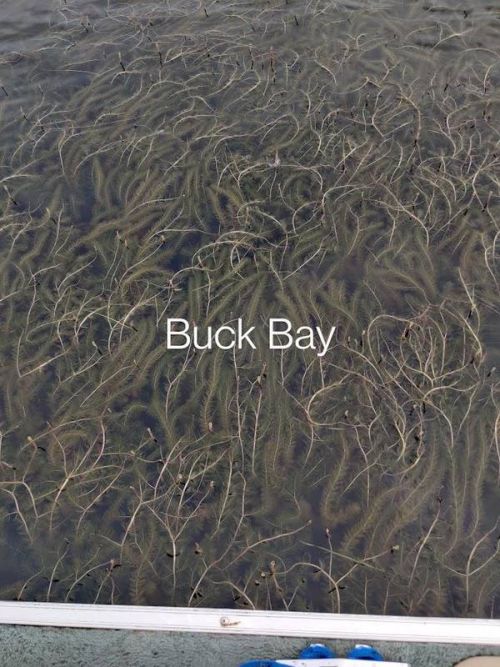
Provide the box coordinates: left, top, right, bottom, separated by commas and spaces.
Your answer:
0, 0, 498, 616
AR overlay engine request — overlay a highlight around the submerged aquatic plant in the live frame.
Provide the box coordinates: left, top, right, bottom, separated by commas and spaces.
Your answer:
0, 0, 498, 617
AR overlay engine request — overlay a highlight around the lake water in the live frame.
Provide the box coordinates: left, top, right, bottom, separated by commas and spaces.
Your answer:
0, 0, 498, 617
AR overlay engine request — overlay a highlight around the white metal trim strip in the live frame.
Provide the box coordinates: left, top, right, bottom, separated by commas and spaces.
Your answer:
0, 602, 499, 645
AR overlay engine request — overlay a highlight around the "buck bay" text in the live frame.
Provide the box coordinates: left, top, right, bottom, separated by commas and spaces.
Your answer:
165, 318, 336, 357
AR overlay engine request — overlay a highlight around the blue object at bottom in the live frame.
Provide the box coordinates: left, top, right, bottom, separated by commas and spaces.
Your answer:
346, 645, 384, 661
298, 644, 336, 659
239, 642, 384, 665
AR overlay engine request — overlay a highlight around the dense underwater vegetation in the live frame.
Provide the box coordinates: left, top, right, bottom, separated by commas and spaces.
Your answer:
0, 0, 498, 616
